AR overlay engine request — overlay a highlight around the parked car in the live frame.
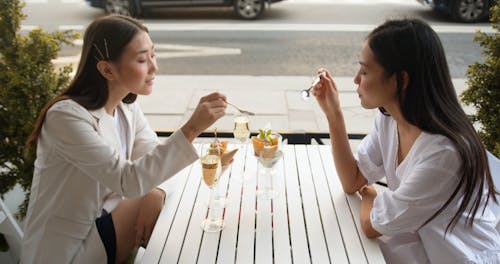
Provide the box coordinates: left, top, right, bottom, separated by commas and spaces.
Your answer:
86, 0, 284, 20
416, 0, 496, 22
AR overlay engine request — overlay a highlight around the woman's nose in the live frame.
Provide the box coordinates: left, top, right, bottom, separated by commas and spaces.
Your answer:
149, 58, 158, 73
353, 73, 360, 85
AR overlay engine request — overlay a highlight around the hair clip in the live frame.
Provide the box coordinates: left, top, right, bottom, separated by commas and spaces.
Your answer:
93, 43, 105, 61
104, 38, 110, 59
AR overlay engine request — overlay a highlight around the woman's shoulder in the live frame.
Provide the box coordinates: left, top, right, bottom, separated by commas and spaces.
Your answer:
46, 99, 94, 122
49, 99, 86, 113
414, 132, 461, 168
419, 132, 456, 151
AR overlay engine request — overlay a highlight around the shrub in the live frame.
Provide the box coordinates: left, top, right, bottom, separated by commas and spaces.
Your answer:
0, 0, 79, 219
461, 3, 500, 158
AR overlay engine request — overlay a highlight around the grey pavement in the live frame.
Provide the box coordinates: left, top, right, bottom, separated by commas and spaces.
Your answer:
137, 75, 470, 137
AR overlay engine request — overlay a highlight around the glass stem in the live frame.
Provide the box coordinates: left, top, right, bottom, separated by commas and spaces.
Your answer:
265, 169, 272, 190
208, 186, 219, 219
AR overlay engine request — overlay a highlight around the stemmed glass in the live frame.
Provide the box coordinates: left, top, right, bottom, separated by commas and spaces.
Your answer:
233, 114, 250, 144
232, 113, 250, 183
256, 133, 283, 200
209, 130, 229, 209
200, 144, 224, 232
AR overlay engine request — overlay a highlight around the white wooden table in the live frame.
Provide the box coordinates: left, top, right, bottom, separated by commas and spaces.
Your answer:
142, 143, 386, 264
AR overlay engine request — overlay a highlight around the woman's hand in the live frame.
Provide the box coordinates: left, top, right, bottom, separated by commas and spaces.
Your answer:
358, 185, 381, 238
182, 92, 227, 142
359, 185, 377, 199
134, 188, 165, 247
312, 68, 342, 121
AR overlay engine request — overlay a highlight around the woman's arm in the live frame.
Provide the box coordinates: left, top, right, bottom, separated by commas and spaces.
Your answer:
359, 186, 382, 238
314, 69, 367, 194
327, 110, 368, 194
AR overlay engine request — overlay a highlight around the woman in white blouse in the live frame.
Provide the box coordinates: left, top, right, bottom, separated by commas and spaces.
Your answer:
312, 19, 499, 263
22, 15, 227, 263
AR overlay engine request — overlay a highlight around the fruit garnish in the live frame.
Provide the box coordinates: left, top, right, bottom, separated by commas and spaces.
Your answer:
257, 129, 278, 146
252, 129, 280, 156
209, 141, 228, 154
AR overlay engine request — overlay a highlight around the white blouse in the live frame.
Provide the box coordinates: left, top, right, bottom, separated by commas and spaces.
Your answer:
101, 108, 131, 213
356, 113, 500, 264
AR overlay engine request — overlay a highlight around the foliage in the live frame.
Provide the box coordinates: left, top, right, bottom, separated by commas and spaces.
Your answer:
0, 0, 79, 219
461, 3, 500, 158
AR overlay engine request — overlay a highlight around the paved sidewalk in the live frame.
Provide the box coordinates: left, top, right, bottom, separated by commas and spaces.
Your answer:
137, 75, 469, 136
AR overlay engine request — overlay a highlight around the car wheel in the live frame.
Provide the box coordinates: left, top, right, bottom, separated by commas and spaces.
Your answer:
104, 0, 139, 17
234, 0, 265, 20
451, 0, 489, 22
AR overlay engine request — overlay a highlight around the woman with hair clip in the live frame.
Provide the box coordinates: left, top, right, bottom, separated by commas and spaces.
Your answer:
21, 15, 227, 263
313, 18, 499, 263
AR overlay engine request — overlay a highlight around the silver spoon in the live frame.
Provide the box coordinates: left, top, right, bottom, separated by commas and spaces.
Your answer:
301, 72, 325, 101
226, 101, 255, 116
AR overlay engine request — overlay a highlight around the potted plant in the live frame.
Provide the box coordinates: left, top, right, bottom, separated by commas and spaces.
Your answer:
0, 0, 79, 222
460, 3, 500, 158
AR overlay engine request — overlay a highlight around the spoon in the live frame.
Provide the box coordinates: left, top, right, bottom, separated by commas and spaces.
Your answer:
301, 72, 326, 101
226, 101, 255, 116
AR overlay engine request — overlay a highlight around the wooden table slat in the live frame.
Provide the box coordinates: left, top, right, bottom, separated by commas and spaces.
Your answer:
217, 143, 247, 264
142, 144, 202, 264
344, 193, 386, 264
283, 145, 312, 264
295, 145, 330, 263
270, 151, 293, 264
235, 145, 258, 264
255, 154, 274, 264
197, 143, 235, 262
174, 145, 213, 264
319, 146, 382, 263
307, 145, 350, 264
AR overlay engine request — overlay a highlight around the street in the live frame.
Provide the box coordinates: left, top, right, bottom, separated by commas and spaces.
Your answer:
22, 0, 490, 77
19, 0, 491, 133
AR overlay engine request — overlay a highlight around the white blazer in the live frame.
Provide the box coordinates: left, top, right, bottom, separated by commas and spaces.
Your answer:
21, 99, 198, 263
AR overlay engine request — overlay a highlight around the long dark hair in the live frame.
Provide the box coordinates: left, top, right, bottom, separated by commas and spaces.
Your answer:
367, 19, 498, 233
26, 14, 148, 147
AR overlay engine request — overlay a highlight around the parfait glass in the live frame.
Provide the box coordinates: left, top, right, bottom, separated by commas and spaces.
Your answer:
200, 145, 224, 232
256, 133, 283, 200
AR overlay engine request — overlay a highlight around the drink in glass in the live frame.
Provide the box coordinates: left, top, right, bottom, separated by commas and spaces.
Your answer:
233, 115, 250, 143
201, 154, 220, 188
200, 146, 224, 232
233, 114, 250, 183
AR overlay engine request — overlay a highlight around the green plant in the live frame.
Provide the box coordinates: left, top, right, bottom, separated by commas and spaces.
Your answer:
0, 0, 79, 219
461, 3, 500, 158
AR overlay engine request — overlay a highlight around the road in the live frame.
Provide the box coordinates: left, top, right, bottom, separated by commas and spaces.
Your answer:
18, 0, 491, 133
21, 0, 491, 78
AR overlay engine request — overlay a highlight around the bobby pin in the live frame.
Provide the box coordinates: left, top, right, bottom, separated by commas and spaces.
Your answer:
93, 43, 105, 61
104, 38, 109, 59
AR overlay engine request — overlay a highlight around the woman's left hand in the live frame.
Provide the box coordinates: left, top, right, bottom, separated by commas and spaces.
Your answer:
359, 185, 377, 199
134, 188, 165, 247
358, 185, 381, 238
